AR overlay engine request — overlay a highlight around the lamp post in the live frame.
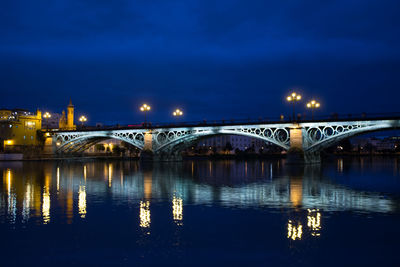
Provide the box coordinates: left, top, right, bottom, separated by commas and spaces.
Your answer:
140, 104, 151, 126
79, 116, 87, 127
306, 100, 320, 120
43, 112, 51, 130
286, 92, 302, 121
173, 109, 183, 122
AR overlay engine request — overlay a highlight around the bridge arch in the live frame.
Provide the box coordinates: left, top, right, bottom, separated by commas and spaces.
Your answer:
54, 130, 145, 153
152, 127, 291, 156
51, 118, 400, 162
301, 120, 400, 153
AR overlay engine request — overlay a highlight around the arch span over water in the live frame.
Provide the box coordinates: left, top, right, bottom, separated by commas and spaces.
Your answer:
52, 118, 400, 161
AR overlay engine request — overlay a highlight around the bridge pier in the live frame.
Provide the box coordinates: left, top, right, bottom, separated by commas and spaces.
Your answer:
154, 152, 183, 162
139, 131, 183, 161
140, 131, 155, 161
286, 127, 321, 165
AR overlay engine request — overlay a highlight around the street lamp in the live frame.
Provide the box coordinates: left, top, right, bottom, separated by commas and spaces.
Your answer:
79, 116, 87, 126
140, 104, 151, 125
306, 100, 320, 120
173, 109, 183, 125
43, 112, 51, 130
173, 109, 183, 117
286, 92, 302, 121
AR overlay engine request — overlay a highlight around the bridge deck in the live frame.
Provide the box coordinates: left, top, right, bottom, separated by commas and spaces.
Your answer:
51, 113, 400, 133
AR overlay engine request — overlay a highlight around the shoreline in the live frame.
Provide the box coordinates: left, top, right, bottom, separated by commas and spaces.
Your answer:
0, 152, 399, 162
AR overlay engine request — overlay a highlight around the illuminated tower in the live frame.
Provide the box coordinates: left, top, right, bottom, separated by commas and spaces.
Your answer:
67, 99, 75, 130
36, 109, 42, 129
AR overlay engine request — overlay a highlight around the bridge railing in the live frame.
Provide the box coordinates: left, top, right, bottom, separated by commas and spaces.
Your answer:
49, 112, 400, 132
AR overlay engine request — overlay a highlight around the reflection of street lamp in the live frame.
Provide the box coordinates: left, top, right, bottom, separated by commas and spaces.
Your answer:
286, 92, 302, 121
306, 100, 320, 120
307, 209, 322, 237
287, 219, 303, 241
173, 109, 183, 117
79, 116, 87, 126
140, 104, 151, 125
43, 112, 51, 130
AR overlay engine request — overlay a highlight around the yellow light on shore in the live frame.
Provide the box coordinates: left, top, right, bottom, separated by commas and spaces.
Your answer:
5, 140, 13, 145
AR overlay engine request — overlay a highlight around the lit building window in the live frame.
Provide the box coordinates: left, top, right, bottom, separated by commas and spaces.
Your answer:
25, 121, 35, 130
5, 140, 13, 145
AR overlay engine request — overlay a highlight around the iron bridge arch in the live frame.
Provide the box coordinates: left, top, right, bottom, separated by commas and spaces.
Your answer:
54, 130, 145, 153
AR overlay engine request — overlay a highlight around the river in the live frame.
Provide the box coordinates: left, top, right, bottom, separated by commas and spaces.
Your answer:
1, 158, 399, 266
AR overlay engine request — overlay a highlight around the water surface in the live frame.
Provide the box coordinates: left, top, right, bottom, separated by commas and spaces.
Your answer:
1, 158, 400, 266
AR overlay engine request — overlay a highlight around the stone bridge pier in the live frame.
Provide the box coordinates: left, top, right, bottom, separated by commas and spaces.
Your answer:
140, 130, 183, 162
286, 127, 321, 165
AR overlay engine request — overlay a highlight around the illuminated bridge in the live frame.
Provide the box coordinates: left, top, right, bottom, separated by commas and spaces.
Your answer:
51, 115, 400, 163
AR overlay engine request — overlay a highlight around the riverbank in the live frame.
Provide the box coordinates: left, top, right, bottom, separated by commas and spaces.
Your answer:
1, 151, 399, 161
0, 153, 139, 161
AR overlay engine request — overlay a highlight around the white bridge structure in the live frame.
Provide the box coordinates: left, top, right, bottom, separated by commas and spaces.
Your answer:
51, 117, 400, 163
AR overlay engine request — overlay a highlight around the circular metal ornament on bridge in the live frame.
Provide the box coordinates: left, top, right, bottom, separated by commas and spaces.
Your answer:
273, 128, 289, 144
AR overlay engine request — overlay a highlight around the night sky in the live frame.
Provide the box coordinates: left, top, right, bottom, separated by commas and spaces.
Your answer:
1, 0, 399, 125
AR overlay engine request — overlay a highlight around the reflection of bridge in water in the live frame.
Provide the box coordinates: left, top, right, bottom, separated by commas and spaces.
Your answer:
106, 162, 394, 213
2, 160, 398, 242
0, 160, 395, 227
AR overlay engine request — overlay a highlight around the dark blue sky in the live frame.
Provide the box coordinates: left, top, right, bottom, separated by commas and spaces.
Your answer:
1, 0, 399, 125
